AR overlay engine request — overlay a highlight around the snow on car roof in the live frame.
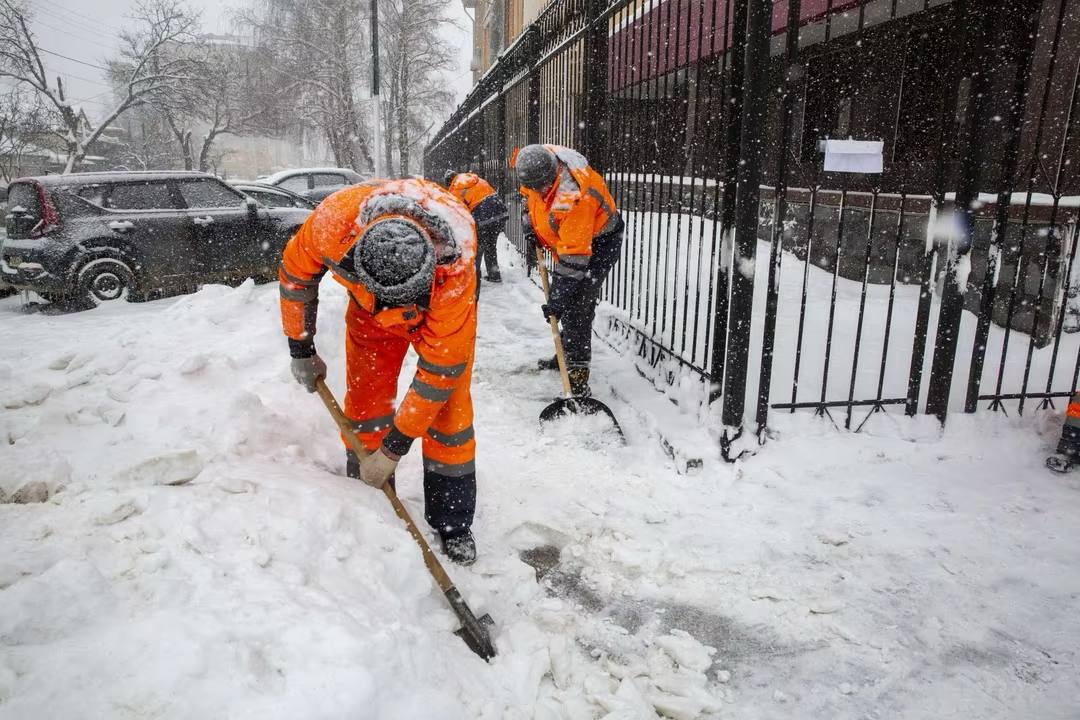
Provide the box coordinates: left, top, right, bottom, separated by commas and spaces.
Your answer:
17, 170, 213, 187
258, 167, 364, 183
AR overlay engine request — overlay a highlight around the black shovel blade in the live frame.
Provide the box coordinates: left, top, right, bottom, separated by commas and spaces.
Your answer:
1047, 455, 1073, 474
445, 586, 497, 661
540, 396, 623, 438
453, 612, 497, 661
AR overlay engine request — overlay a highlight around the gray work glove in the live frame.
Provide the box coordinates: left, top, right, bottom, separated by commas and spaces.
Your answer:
359, 447, 399, 488
290, 354, 327, 392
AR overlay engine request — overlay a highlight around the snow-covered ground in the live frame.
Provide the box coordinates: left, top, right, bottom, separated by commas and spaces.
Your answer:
2, 239, 1079, 719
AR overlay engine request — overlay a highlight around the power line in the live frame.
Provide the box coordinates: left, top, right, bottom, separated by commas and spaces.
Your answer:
43, 66, 113, 89
39, 47, 110, 72
31, 13, 118, 47
36, 0, 123, 35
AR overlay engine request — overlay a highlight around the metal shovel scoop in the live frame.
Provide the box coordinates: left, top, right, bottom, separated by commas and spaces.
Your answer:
535, 249, 623, 437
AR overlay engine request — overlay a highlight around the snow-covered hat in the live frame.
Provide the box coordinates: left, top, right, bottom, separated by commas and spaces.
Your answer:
515, 144, 557, 190
353, 216, 436, 306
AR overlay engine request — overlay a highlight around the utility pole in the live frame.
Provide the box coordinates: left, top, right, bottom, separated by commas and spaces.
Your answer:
370, 0, 384, 177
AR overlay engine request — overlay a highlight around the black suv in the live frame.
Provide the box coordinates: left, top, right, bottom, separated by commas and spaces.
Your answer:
1, 171, 310, 307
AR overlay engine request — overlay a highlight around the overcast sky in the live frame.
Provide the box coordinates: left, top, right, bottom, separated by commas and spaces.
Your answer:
28, 0, 475, 124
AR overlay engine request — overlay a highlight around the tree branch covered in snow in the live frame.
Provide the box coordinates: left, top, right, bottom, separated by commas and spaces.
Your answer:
234, 0, 376, 172
0, 85, 50, 182
378, 0, 458, 175
0, 0, 201, 173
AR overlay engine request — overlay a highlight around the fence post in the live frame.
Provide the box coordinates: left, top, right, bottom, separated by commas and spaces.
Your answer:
708, 0, 750, 405
755, 0, 801, 437
963, 2, 1043, 413
583, 0, 610, 174
924, 0, 1000, 421
720, 0, 770, 449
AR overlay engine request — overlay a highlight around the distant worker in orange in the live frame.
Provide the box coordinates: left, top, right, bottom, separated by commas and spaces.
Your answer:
279, 178, 480, 565
512, 144, 624, 396
443, 169, 508, 289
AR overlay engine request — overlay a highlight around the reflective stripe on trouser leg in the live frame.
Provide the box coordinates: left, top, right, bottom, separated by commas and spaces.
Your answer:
422, 356, 476, 532
344, 300, 410, 451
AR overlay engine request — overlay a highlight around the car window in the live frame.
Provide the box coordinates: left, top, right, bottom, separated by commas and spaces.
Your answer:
178, 179, 244, 209
247, 189, 297, 208
6, 183, 40, 219
76, 184, 108, 207
104, 182, 179, 210
312, 173, 346, 188
277, 175, 309, 193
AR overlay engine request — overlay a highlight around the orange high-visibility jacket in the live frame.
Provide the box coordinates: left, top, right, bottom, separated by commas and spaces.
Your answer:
448, 172, 497, 211
515, 145, 620, 262
279, 178, 478, 441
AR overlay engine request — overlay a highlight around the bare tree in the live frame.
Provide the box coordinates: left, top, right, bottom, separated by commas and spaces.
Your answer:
144, 39, 271, 172
237, 0, 375, 172
379, 0, 458, 175
0, 86, 50, 182
114, 104, 178, 170
0, 0, 200, 173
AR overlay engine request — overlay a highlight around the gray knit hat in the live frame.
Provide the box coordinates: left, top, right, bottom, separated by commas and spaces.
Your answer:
353, 217, 435, 306
515, 144, 557, 190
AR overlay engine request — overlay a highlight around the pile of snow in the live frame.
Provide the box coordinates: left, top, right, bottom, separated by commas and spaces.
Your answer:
1, 237, 1078, 718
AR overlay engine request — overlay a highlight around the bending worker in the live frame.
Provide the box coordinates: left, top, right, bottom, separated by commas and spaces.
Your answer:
444, 169, 508, 288
278, 178, 480, 565
513, 144, 624, 396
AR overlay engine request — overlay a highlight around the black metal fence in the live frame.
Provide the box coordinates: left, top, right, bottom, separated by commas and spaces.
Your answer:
426, 0, 1080, 454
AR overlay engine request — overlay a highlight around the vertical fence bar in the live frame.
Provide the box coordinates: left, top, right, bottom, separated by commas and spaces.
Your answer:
755, 0, 802, 434
846, 191, 880, 429
584, 0, 610, 168
964, 0, 1044, 412
720, 0, 769, 438
905, 0, 967, 417
791, 188, 819, 411
925, 0, 1001, 421
708, 0, 746, 402
818, 185, 848, 416
1043, 57, 1080, 400
689, 0, 721, 370
866, 193, 908, 421
633, 4, 653, 323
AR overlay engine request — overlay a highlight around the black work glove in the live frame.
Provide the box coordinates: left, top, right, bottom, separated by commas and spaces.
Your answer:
541, 303, 561, 322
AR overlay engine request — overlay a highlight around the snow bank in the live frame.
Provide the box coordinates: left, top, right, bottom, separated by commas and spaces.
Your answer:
1, 249, 1078, 718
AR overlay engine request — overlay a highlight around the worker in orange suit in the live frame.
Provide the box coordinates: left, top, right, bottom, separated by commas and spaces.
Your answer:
443, 170, 508, 289
278, 178, 480, 565
512, 144, 624, 396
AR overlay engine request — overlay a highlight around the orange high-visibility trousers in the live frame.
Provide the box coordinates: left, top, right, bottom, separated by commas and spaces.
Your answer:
342, 300, 476, 531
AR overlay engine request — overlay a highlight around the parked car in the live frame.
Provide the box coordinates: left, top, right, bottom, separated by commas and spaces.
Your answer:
256, 167, 367, 202
1, 171, 311, 308
232, 182, 318, 210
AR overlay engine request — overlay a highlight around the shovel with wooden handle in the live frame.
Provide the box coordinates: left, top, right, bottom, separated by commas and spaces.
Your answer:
314, 379, 497, 661
535, 247, 623, 435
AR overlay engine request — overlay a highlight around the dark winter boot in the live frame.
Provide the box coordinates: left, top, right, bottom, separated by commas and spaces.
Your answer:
537, 354, 560, 371
568, 367, 591, 397
346, 449, 395, 491
439, 528, 477, 566
485, 271, 502, 283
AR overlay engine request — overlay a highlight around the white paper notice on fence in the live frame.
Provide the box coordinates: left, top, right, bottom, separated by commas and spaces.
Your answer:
822, 138, 884, 174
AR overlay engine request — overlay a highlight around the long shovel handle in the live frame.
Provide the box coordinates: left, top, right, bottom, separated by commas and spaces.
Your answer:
535, 248, 573, 398
314, 379, 454, 593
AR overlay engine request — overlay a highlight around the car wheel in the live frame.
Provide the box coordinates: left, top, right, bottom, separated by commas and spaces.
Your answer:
75, 257, 135, 308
